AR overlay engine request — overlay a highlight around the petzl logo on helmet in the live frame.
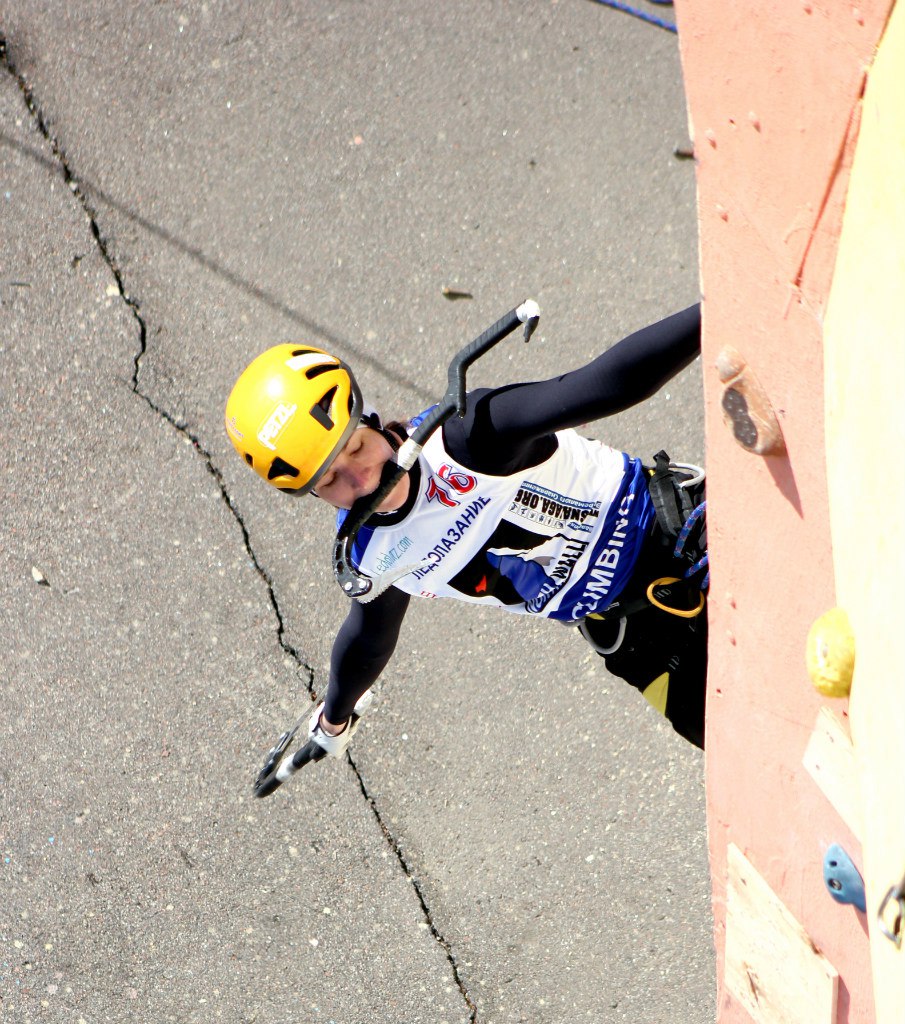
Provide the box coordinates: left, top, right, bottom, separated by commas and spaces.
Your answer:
257, 403, 297, 451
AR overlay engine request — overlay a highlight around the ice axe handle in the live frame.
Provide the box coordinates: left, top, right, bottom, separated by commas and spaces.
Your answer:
445, 299, 540, 418
333, 299, 539, 597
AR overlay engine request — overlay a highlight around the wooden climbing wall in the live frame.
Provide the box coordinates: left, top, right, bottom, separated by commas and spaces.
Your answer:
822, 2, 905, 1018
674, 1, 903, 1021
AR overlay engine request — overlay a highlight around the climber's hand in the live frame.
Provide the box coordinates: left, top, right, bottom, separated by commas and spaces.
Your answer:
252, 689, 374, 798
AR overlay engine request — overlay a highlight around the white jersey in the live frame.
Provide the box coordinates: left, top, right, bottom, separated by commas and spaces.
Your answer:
337, 423, 656, 622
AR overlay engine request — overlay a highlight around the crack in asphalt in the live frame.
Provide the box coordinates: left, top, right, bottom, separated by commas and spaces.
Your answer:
1, 35, 305, 667
2, 35, 478, 1023
348, 755, 479, 1021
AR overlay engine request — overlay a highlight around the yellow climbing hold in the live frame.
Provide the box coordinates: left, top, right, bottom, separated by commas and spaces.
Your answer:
806, 608, 855, 697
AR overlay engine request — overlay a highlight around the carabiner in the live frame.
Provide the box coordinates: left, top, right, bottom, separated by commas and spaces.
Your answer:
646, 577, 706, 618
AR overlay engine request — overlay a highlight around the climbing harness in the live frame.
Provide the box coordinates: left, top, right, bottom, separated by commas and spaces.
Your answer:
577, 447, 708, 746
584, 450, 708, 630
644, 450, 709, 607
648, 449, 702, 540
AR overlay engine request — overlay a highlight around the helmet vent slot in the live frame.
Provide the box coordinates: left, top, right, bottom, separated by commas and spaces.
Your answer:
304, 363, 336, 380
267, 456, 300, 481
245, 453, 254, 467
310, 386, 337, 430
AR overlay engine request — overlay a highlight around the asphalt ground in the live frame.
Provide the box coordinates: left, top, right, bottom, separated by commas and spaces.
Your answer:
1, 3, 713, 1022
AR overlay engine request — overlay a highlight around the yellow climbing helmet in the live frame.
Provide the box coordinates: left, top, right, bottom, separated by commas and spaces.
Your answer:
225, 343, 363, 494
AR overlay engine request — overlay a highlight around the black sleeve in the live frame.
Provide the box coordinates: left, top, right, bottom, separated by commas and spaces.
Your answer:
444, 303, 701, 475
323, 585, 411, 723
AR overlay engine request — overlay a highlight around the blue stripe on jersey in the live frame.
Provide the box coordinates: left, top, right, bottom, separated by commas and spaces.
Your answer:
551, 455, 655, 621
408, 404, 438, 430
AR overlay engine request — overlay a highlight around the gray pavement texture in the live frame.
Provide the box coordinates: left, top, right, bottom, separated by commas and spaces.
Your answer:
0, 3, 713, 1023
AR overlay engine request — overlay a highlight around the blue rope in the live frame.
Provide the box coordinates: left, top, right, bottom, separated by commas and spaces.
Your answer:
685, 554, 709, 591
587, 0, 677, 34
674, 500, 706, 558
674, 501, 709, 590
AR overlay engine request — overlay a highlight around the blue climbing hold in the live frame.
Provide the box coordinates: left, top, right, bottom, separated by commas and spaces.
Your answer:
823, 843, 866, 913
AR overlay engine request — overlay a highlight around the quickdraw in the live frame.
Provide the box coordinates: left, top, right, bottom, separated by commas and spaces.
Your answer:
645, 451, 709, 615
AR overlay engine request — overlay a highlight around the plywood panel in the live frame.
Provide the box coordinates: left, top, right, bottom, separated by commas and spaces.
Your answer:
822, 2, 905, 1018
802, 707, 863, 844
725, 844, 838, 1024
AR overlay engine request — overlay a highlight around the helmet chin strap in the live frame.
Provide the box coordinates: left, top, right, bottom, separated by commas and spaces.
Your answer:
361, 408, 403, 455
379, 426, 402, 454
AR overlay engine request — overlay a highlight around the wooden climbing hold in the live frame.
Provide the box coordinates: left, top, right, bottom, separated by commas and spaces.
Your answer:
806, 608, 856, 698
716, 346, 786, 455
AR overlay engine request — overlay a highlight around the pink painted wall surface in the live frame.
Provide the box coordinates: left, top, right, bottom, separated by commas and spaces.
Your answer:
674, 2, 895, 1021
